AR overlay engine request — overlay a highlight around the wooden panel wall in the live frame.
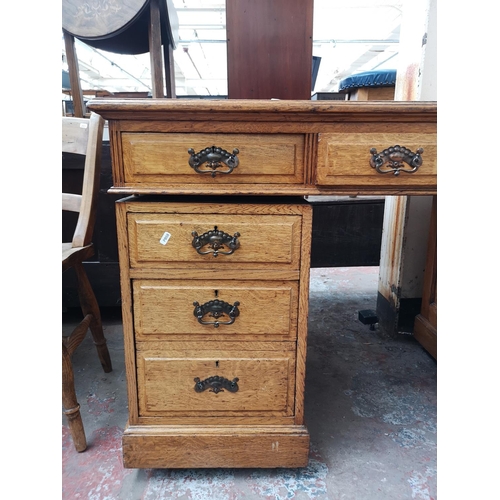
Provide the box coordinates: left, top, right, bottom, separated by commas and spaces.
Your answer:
226, 0, 313, 100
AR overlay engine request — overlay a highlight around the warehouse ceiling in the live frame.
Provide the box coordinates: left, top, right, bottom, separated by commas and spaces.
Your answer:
62, 0, 403, 97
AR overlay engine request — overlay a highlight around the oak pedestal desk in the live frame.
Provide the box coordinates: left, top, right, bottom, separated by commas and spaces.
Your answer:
87, 99, 437, 469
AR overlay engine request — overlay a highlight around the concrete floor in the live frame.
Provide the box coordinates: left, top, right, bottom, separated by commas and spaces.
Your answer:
62, 267, 437, 499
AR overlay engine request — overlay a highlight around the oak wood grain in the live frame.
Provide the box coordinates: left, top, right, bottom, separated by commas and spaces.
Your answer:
136, 346, 296, 416
316, 132, 437, 188
122, 426, 310, 468
115, 201, 140, 422
294, 205, 313, 424
128, 212, 302, 269
95, 97, 438, 468
116, 199, 312, 464
87, 98, 436, 119
87, 99, 437, 195
133, 279, 298, 339
121, 132, 305, 185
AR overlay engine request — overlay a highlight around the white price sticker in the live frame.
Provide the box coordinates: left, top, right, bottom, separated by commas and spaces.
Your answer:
159, 232, 171, 245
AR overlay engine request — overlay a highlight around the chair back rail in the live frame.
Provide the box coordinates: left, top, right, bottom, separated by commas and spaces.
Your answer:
62, 112, 105, 248
62, 193, 82, 213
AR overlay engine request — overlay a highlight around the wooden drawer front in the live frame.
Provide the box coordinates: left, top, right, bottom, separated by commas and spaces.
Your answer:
316, 132, 437, 189
128, 213, 302, 269
136, 346, 296, 416
121, 133, 305, 185
133, 280, 298, 340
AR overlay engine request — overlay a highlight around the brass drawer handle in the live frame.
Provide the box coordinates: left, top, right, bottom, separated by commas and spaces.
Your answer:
369, 145, 424, 176
192, 226, 240, 257
193, 299, 240, 328
188, 145, 239, 177
194, 375, 239, 394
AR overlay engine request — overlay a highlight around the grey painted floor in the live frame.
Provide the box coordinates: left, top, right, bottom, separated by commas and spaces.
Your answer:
62, 267, 437, 499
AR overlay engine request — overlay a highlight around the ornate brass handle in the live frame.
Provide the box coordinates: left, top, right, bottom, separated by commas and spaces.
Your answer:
369, 145, 424, 176
193, 299, 240, 328
194, 375, 239, 394
191, 226, 240, 257
188, 145, 239, 177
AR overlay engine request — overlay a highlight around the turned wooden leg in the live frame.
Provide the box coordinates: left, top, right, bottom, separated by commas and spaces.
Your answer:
62, 342, 87, 452
74, 262, 112, 373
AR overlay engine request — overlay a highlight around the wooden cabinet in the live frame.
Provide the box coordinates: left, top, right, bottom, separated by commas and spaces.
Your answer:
88, 98, 437, 468
115, 197, 312, 468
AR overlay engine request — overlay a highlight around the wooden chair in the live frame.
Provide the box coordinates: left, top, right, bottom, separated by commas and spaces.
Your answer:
62, 112, 112, 452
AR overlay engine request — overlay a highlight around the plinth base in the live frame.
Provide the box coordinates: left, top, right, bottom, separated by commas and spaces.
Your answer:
122, 424, 310, 468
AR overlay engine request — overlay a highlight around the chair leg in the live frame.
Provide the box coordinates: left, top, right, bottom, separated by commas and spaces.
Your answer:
74, 262, 112, 373
62, 342, 87, 452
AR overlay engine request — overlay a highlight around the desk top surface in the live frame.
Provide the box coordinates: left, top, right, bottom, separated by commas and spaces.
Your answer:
88, 99, 437, 122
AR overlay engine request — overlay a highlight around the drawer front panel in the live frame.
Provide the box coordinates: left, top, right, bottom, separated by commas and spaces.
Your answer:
122, 133, 305, 185
136, 347, 296, 416
133, 280, 298, 339
128, 213, 302, 269
316, 132, 436, 188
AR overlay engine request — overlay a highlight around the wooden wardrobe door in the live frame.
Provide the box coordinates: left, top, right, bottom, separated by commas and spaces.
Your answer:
226, 0, 313, 100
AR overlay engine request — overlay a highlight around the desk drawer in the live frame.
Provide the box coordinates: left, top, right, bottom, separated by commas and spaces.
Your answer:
121, 133, 305, 186
316, 132, 437, 190
133, 280, 298, 340
127, 212, 303, 269
136, 344, 296, 417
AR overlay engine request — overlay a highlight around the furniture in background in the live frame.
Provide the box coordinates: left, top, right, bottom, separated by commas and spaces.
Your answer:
226, 0, 313, 99
413, 196, 437, 359
88, 98, 437, 468
62, 0, 178, 117
339, 69, 396, 101
338, 69, 434, 344
311, 92, 348, 101
375, 0, 437, 343
62, 112, 112, 452
63, 140, 122, 309
61, 0, 178, 301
